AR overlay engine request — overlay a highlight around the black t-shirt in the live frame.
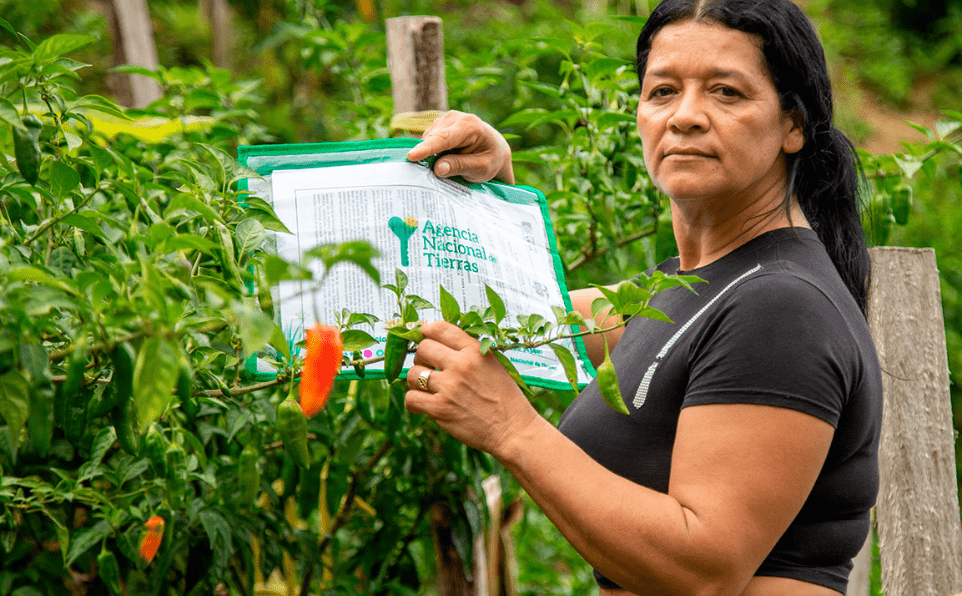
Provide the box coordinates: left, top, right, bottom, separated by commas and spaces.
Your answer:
557, 228, 882, 593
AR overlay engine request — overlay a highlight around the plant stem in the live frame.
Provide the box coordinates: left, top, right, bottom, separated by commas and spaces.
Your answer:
300, 440, 393, 595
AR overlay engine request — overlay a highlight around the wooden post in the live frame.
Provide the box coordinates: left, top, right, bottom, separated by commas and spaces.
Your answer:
110, 0, 163, 108
386, 16, 447, 135
866, 247, 962, 596
200, 0, 232, 69
846, 529, 871, 596
430, 500, 472, 596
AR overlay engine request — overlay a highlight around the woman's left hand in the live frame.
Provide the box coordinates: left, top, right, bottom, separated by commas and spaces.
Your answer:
404, 321, 539, 457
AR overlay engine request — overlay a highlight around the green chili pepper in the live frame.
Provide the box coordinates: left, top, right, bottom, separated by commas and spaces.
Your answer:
352, 350, 366, 379
62, 350, 92, 445
88, 343, 134, 419
144, 425, 168, 477
55, 350, 86, 428
596, 347, 630, 416
277, 395, 310, 469
64, 388, 91, 445
891, 185, 912, 226
13, 114, 42, 185
165, 442, 187, 509
86, 385, 117, 420
112, 393, 140, 455
382, 330, 409, 383
177, 367, 198, 422
27, 382, 55, 457
257, 269, 274, 319
97, 546, 122, 595
237, 444, 260, 507
280, 455, 298, 499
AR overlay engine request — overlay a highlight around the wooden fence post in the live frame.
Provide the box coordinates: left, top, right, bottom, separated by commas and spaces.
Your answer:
109, 0, 163, 108
847, 527, 872, 596
386, 16, 447, 136
866, 247, 962, 596
387, 17, 468, 596
385, 17, 522, 596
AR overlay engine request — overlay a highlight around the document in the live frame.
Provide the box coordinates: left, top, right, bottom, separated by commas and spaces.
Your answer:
240, 140, 594, 390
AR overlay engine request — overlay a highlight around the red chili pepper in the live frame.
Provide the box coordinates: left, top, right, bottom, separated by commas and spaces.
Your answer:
299, 324, 342, 417
139, 516, 165, 563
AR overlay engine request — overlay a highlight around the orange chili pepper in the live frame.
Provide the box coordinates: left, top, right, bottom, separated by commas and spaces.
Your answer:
139, 516, 165, 563
299, 324, 342, 417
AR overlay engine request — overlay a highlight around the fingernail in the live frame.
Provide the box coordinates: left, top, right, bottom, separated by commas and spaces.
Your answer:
435, 161, 450, 176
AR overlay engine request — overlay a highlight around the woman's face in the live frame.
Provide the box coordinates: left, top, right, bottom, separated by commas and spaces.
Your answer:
636, 20, 804, 208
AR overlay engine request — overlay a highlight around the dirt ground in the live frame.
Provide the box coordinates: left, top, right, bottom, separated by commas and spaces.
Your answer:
857, 87, 945, 155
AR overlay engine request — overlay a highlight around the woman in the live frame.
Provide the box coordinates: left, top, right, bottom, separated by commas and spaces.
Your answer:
403, 0, 882, 594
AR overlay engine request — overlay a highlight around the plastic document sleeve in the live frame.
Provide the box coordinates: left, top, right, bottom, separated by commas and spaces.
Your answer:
238, 138, 595, 391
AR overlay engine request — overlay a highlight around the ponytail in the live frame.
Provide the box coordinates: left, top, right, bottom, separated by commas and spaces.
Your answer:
788, 122, 871, 315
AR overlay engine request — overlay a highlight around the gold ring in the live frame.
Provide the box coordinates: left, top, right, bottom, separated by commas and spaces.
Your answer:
417, 369, 432, 390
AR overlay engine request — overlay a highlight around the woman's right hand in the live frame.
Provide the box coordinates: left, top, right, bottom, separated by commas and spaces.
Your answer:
406, 110, 515, 185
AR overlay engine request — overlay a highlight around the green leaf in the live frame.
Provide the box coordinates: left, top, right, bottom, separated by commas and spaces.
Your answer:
498, 108, 550, 128
630, 305, 673, 323
590, 296, 613, 319
19, 343, 49, 381
402, 301, 419, 325
652, 273, 705, 294
33, 34, 93, 62
479, 338, 495, 356
50, 161, 80, 198
89, 426, 116, 467
585, 57, 630, 80
61, 213, 106, 239
439, 285, 461, 324
341, 329, 377, 351
595, 112, 637, 129
64, 519, 111, 567
406, 294, 435, 311
234, 218, 266, 254
163, 233, 220, 255
6, 266, 75, 294
548, 343, 579, 393
270, 324, 292, 361
110, 64, 162, 81
391, 327, 424, 342
133, 337, 180, 433
0, 98, 26, 131
485, 285, 506, 324
242, 206, 292, 234
936, 118, 962, 140
232, 300, 274, 358
0, 371, 30, 443
394, 268, 408, 294
519, 80, 564, 101
894, 155, 923, 179
615, 281, 653, 308
0, 17, 16, 37
69, 94, 129, 121
305, 241, 381, 285
168, 193, 224, 223
492, 351, 533, 398
198, 509, 234, 572
346, 312, 379, 328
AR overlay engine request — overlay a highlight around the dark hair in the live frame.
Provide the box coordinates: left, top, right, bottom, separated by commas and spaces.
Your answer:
636, 0, 871, 314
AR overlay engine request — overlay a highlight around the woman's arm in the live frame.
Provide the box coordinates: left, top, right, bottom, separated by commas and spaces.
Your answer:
405, 321, 834, 596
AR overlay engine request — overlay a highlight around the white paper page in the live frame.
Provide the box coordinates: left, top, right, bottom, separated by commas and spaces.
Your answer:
258, 160, 592, 388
